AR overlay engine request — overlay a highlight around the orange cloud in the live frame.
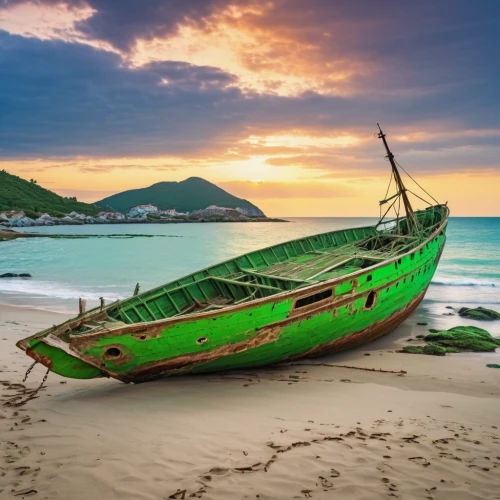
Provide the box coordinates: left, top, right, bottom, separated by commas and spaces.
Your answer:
130, 3, 371, 96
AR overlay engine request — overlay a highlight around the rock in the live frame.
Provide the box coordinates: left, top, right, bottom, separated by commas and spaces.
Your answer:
445, 306, 454, 310
20, 217, 36, 226
425, 326, 500, 352
422, 343, 447, 356
0, 273, 31, 278
402, 345, 424, 354
8, 218, 24, 227
417, 322, 428, 326
458, 307, 500, 321
60, 216, 83, 225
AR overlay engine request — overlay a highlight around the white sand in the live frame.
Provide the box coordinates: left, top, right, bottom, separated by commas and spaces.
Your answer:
1, 303, 500, 500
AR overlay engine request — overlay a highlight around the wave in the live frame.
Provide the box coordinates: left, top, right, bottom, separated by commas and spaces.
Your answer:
431, 277, 498, 288
0, 279, 127, 301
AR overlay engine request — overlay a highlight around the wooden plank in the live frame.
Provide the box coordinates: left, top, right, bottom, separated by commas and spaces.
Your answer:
240, 268, 309, 284
211, 276, 282, 292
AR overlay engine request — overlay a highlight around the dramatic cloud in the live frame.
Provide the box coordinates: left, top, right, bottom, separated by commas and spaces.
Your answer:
0, 0, 499, 214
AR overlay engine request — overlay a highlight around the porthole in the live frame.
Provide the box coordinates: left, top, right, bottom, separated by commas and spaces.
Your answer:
104, 347, 122, 359
197, 337, 208, 345
366, 275, 372, 282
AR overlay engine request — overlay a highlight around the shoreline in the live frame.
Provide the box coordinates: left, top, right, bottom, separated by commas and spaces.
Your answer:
1, 303, 499, 499
0, 217, 289, 241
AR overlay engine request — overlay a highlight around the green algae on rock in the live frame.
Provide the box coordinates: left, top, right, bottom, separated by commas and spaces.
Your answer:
402, 343, 453, 356
402, 345, 424, 354
458, 307, 500, 321
486, 364, 500, 369
422, 343, 447, 356
401, 326, 500, 356
425, 326, 500, 352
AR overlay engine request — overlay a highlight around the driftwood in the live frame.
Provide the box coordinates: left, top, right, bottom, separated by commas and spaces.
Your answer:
291, 363, 407, 374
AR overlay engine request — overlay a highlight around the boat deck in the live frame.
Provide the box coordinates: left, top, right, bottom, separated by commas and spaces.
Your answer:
94, 206, 446, 327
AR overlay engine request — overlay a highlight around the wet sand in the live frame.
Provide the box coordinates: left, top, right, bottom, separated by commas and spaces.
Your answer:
1, 303, 500, 500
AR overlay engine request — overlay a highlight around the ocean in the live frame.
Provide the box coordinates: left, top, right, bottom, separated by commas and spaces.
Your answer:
1, 218, 499, 325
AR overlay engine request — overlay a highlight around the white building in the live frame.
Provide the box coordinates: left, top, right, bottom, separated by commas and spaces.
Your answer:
128, 204, 158, 217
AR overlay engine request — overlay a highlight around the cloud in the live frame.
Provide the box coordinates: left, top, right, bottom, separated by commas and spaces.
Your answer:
218, 180, 354, 199
0, 0, 499, 182
0, 32, 250, 158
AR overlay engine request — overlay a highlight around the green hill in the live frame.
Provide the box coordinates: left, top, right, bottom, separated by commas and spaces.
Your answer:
96, 177, 265, 216
0, 170, 99, 216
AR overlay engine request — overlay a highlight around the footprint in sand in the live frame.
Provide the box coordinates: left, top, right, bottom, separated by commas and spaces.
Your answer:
208, 467, 229, 475
409, 456, 430, 467
329, 468, 340, 478
318, 476, 334, 489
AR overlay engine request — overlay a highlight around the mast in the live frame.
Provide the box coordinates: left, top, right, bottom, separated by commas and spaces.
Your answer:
377, 124, 416, 234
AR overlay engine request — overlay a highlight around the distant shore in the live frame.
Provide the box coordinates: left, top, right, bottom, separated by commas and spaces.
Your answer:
0, 217, 289, 241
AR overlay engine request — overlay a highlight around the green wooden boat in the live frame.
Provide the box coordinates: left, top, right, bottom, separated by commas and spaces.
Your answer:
16, 126, 449, 383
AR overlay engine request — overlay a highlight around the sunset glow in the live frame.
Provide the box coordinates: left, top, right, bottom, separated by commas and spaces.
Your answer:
1, 0, 499, 216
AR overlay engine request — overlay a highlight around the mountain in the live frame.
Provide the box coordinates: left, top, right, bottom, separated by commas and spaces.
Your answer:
0, 170, 99, 216
96, 177, 265, 216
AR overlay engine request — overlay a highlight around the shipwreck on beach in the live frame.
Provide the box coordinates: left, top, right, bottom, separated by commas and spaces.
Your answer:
16, 125, 449, 383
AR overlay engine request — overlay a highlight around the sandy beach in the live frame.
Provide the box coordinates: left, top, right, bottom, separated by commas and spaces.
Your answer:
1, 302, 499, 500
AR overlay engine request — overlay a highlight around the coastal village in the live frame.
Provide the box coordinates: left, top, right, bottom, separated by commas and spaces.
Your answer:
0, 203, 266, 228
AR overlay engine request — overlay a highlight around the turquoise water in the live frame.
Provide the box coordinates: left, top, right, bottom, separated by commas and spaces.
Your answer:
0, 218, 499, 312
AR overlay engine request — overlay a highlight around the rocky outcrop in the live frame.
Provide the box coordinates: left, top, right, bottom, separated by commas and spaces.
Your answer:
188, 207, 250, 220
236, 206, 265, 217
0, 207, 282, 229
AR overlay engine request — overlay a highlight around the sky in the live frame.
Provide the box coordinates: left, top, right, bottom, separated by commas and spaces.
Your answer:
1, 0, 499, 216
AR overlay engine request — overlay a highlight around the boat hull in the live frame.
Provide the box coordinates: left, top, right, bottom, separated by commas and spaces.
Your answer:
18, 214, 446, 383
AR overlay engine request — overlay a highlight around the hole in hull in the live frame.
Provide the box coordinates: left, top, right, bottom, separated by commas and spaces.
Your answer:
364, 291, 377, 310
104, 347, 122, 359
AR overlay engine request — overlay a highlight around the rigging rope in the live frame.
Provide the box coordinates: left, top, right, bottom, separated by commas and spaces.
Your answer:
396, 160, 440, 205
